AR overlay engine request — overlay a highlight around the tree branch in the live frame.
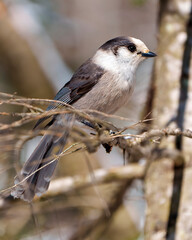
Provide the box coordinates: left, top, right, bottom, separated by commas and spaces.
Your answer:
40, 163, 145, 199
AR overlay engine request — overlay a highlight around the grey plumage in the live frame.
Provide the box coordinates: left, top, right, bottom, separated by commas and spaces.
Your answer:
12, 122, 68, 201
11, 36, 156, 201
73, 71, 134, 114
12, 59, 105, 202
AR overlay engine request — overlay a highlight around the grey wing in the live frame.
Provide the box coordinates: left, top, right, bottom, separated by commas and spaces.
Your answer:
33, 87, 70, 129
34, 59, 105, 129
47, 87, 71, 111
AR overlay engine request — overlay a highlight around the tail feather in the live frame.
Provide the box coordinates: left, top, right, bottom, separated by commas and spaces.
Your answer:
34, 142, 64, 195
11, 133, 67, 202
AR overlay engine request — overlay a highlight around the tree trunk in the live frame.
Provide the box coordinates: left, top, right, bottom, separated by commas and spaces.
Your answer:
144, 0, 192, 239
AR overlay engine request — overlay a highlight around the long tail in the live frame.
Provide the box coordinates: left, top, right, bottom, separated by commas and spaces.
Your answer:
11, 131, 67, 202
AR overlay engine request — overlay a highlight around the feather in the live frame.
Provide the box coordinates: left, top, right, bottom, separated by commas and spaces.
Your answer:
34, 59, 105, 129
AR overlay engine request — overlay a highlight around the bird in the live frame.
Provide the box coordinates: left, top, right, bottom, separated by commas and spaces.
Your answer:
11, 36, 156, 201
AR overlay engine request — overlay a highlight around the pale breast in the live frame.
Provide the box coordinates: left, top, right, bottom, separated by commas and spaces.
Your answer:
73, 72, 134, 115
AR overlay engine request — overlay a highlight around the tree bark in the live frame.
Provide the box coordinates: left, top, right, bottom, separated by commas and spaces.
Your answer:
144, 0, 192, 239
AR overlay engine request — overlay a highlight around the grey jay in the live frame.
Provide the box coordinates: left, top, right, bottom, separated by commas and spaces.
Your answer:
11, 36, 156, 201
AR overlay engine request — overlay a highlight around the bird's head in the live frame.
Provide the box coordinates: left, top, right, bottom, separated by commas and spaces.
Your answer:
93, 36, 156, 74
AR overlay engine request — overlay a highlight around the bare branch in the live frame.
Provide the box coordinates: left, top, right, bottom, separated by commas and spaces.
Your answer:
40, 163, 145, 199
1, 92, 192, 204
125, 128, 192, 147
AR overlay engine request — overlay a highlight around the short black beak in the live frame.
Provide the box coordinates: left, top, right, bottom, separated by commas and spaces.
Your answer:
141, 51, 157, 58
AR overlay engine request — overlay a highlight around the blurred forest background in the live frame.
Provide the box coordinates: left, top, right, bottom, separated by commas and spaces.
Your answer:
0, 0, 192, 240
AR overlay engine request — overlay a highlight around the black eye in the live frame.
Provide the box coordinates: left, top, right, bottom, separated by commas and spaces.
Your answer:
128, 44, 136, 53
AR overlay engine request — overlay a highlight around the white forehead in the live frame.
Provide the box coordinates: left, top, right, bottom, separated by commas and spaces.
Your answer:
129, 37, 149, 52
